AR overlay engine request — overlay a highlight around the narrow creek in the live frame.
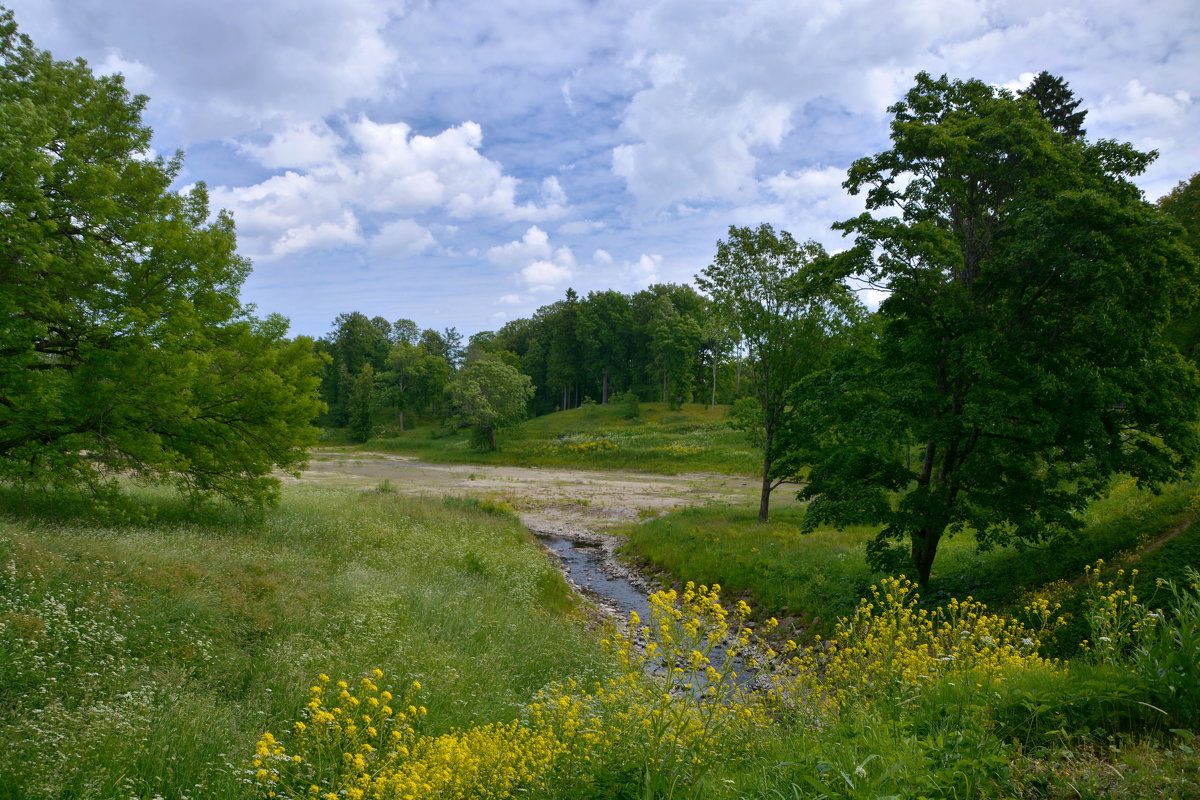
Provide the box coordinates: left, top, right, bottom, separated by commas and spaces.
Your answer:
528, 522, 758, 690
535, 533, 652, 623
522, 516, 654, 625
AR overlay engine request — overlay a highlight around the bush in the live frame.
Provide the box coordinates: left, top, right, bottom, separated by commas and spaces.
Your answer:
611, 391, 640, 420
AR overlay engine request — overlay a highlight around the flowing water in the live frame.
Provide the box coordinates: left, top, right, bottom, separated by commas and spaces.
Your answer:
534, 533, 651, 624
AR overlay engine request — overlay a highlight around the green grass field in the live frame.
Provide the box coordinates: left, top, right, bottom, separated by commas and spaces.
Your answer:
4, 432, 1200, 798
621, 476, 1200, 643
360, 402, 761, 474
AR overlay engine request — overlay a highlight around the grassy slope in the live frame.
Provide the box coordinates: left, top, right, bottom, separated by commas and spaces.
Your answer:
360, 402, 761, 474
0, 485, 608, 799
621, 477, 1200, 641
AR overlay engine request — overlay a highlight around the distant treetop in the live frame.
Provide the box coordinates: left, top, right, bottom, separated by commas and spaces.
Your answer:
1019, 70, 1087, 138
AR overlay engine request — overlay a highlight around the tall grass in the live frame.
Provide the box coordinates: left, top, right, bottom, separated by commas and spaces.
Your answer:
0, 484, 606, 799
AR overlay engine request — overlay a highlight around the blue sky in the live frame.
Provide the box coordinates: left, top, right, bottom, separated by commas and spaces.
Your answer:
8, 0, 1199, 339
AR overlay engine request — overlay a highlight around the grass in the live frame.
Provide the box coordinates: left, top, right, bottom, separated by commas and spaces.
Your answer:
620, 476, 1200, 641
361, 401, 761, 475
4, 428, 1200, 799
0, 484, 607, 799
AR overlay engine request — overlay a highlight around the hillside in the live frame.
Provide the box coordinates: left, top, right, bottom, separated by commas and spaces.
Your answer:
357, 401, 761, 475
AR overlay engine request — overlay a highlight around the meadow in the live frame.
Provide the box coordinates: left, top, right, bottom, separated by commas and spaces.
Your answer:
4, 407, 1200, 798
0, 485, 606, 799
360, 402, 761, 475
3, 476, 1198, 798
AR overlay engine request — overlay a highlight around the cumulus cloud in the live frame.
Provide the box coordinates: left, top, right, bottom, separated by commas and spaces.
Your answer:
619, 253, 662, 289
486, 226, 553, 268
522, 259, 574, 291
34, 0, 402, 140
489, 225, 578, 293
210, 118, 568, 260
238, 121, 342, 170
369, 219, 436, 259
611, 0, 991, 208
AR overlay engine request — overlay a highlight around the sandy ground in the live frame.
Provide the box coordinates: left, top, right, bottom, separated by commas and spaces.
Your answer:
291, 449, 785, 530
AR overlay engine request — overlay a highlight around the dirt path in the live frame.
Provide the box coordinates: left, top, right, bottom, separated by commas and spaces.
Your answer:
292, 449, 780, 530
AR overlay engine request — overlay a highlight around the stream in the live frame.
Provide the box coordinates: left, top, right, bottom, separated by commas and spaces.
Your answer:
534, 533, 652, 624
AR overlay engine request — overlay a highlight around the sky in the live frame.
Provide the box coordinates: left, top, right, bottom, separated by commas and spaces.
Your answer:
7, 0, 1199, 339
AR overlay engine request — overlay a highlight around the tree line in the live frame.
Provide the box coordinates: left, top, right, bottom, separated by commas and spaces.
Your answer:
315, 282, 757, 440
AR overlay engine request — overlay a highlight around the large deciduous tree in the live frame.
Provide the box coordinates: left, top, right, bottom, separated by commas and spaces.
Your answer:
446, 357, 534, 451
0, 13, 323, 510
800, 73, 1200, 586
698, 224, 863, 522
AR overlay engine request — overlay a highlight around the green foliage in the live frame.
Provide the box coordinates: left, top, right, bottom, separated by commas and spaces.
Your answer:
1019, 70, 1087, 137
698, 224, 864, 520
446, 356, 535, 451
799, 72, 1200, 585
347, 363, 377, 442
0, 14, 323, 511
611, 389, 641, 419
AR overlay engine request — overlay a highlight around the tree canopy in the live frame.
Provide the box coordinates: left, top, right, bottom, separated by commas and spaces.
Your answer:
446, 356, 535, 451
798, 72, 1200, 585
698, 224, 863, 521
1018, 70, 1087, 138
0, 12, 323, 510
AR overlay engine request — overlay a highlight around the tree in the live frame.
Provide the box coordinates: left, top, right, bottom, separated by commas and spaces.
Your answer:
0, 13, 324, 510
576, 290, 632, 404
698, 224, 863, 522
800, 73, 1200, 586
446, 357, 534, 451
320, 312, 392, 425
1019, 71, 1087, 138
1159, 172, 1200, 359
379, 340, 451, 430
646, 294, 701, 408
1159, 172, 1200, 254
347, 364, 377, 442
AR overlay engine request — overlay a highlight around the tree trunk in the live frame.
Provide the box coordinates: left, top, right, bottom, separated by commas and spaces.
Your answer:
911, 528, 941, 588
758, 462, 772, 522
398, 409, 405, 432
487, 426, 497, 451
711, 355, 717, 411
758, 423, 774, 522
602, 370, 609, 405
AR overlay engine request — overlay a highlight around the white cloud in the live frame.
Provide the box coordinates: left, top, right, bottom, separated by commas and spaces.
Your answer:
211, 118, 567, 260
619, 253, 662, 289
486, 226, 553, 268
593, 248, 613, 265
38, 0, 403, 140
557, 219, 607, 235
1095, 80, 1191, 127
369, 219, 436, 259
238, 121, 342, 169
490, 225, 577, 292
496, 293, 524, 305
273, 210, 361, 257
522, 259, 573, 290
610, 0, 994, 208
